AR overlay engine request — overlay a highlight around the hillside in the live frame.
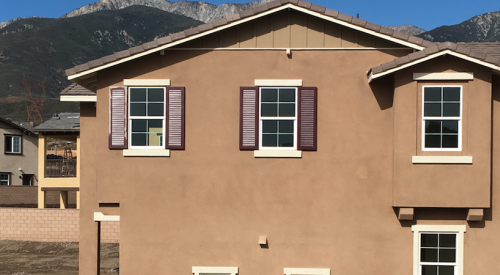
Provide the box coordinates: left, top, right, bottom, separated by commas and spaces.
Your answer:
0, 5, 202, 120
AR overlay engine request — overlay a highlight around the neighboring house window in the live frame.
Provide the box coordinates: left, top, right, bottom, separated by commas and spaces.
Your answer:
422, 86, 461, 151
192, 266, 238, 275
0, 173, 10, 185
412, 225, 465, 275
260, 87, 297, 149
4, 135, 22, 154
129, 87, 165, 148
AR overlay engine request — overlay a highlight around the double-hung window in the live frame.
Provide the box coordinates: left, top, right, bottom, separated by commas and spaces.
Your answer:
0, 173, 9, 185
128, 87, 166, 148
260, 87, 297, 149
422, 86, 462, 151
4, 135, 22, 154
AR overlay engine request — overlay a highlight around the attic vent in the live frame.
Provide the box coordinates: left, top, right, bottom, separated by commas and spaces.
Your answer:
52, 113, 60, 119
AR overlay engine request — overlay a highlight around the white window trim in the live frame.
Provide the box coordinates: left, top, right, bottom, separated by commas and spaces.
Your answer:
255, 79, 302, 86
254, 150, 302, 158
128, 87, 166, 150
413, 73, 474, 81
258, 87, 298, 151
284, 268, 330, 275
412, 156, 472, 164
421, 85, 462, 152
412, 225, 466, 275
94, 212, 120, 222
123, 149, 170, 157
124, 79, 171, 86
60, 95, 97, 102
192, 266, 238, 275
0, 173, 10, 186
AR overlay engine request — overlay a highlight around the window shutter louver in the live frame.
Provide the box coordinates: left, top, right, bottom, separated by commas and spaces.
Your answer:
298, 87, 317, 151
109, 86, 128, 149
240, 87, 259, 150
166, 87, 185, 150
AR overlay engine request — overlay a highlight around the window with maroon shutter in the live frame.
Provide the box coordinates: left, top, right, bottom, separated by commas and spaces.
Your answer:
240, 87, 259, 150
297, 87, 318, 151
109, 87, 128, 149
166, 87, 185, 150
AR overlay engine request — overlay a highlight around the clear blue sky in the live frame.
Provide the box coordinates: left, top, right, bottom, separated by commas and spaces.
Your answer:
1, 0, 499, 31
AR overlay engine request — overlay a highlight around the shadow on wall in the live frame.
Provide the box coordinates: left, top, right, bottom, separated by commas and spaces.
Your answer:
369, 74, 393, 110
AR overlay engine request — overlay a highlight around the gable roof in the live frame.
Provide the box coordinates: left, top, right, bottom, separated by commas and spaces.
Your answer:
0, 116, 37, 136
367, 42, 500, 82
33, 113, 80, 133
65, 0, 434, 84
60, 83, 96, 96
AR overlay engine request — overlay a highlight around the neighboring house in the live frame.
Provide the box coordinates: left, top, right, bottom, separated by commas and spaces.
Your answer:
33, 113, 80, 209
0, 117, 38, 186
63, 1, 500, 274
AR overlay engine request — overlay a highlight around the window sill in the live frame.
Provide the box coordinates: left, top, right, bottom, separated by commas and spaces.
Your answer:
254, 150, 302, 158
412, 156, 472, 164
123, 149, 170, 157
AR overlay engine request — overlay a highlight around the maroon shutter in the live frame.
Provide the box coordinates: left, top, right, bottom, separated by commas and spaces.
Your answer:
109, 86, 128, 149
166, 87, 185, 150
240, 87, 259, 150
297, 87, 317, 151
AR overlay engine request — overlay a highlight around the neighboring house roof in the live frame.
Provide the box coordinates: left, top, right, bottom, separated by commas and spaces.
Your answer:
0, 116, 37, 136
368, 42, 500, 82
65, 0, 435, 83
60, 83, 96, 96
33, 113, 80, 133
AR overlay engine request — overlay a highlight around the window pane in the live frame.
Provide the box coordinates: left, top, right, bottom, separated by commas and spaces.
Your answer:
425, 121, 441, 134
443, 103, 460, 117
421, 248, 438, 262
148, 119, 162, 129
13, 136, 21, 153
5, 136, 11, 152
148, 103, 164, 116
132, 120, 147, 132
279, 103, 295, 117
439, 249, 456, 262
439, 266, 455, 275
0, 181, 7, 186
148, 88, 164, 102
262, 134, 278, 147
261, 89, 278, 102
442, 121, 458, 134
442, 135, 458, 148
422, 265, 437, 275
130, 88, 146, 102
443, 87, 460, 101
439, 234, 456, 248
261, 103, 278, 117
425, 135, 441, 148
279, 89, 295, 102
130, 103, 146, 116
422, 234, 438, 247
263, 121, 278, 133
424, 103, 441, 117
279, 121, 294, 133
425, 87, 442, 101
278, 134, 294, 147
131, 133, 147, 146
0, 175, 7, 180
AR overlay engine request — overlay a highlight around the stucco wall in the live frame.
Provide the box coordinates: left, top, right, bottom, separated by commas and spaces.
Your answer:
0, 121, 38, 186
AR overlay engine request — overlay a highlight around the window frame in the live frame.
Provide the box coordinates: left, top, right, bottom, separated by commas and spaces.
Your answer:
258, 87, 298, 151
412, 225, 466, 275
4, 134, 22, 155
192, 266, 238, 275
421, 85, 462, 152
127, 86, 167, 150
284, 268, 330, 275
0, 173, 10, 186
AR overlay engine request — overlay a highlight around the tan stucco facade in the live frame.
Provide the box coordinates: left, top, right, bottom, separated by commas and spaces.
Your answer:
75, 9, 500, 275
0, 121, 38, 186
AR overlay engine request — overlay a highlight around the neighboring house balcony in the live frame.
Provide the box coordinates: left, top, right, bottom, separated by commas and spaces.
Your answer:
34, 113, 80, 209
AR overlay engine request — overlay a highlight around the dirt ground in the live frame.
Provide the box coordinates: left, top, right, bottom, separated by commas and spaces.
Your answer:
0, 240, 119, 275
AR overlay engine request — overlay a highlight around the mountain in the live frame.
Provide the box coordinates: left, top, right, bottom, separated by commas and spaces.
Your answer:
0, 5, 202, 121
418, 11, 500, 42
62, 0, 273, 24
386, 25, 425, 36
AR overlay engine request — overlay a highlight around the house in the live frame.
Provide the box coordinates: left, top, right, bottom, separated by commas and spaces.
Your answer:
63, 0, 500, 274
33, 113, 80, 209
0, 117, 38, 186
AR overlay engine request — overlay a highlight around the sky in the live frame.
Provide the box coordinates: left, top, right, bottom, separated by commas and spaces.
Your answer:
1, 0, 499, 31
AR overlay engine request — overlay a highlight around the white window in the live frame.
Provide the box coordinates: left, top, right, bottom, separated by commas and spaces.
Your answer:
0, 173, 10, 186
284, 268, 330, 275
128, 87, 166, 149
422, 86, 462, 151
192, 266, 238, 275
259, 87, 297, 150
412, 225, 466, 275
4, 135, 21, 154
